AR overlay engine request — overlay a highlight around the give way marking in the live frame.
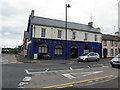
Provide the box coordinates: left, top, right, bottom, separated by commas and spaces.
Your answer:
62, 71, 103, 79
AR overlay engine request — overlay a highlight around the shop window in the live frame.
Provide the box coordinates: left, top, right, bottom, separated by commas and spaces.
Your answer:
55, 45, 63, 55
39, 44, 48, 54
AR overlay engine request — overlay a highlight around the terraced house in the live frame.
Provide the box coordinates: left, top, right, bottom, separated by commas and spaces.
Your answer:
26, 10, 102, 60
102, 34, 120, 58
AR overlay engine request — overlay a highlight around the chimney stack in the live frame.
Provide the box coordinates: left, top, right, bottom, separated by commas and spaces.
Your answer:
88, 22, 93, 27
96, 27, 101, 32
31, 10, 34, 17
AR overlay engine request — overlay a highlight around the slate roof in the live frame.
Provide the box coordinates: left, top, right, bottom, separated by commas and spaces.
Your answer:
30, 16, 101, 34
102, 34, 120, 41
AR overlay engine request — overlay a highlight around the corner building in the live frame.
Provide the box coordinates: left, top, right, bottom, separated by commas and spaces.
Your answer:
27, 10, 102, 60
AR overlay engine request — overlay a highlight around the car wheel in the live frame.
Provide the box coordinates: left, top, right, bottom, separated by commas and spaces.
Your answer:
77, 60, 80, 62
110, 63, 114, 67
85, 58, 88, 62
96, 58, 99, 62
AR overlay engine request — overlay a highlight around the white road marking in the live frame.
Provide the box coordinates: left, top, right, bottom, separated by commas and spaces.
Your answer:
88, 66, 90, 68
79, 71, 103, 77
62, 71, 103, 79
45, 68, 49, 72
27, 68, 84, 74
62, 74, 76, 79
22, 77, 32, 82
18, 82, 28, 87
79, 75, 117, 87
70, 67, 73, 70
25, 69, 31, 74
93, 64, 104, 67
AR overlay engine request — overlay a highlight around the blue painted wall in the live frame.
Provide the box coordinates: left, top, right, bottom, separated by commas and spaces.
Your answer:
28, 38, 102, 60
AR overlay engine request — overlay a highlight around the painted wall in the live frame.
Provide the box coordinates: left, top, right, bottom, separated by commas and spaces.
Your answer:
32, 25, 102, 43
102, 40, 119, 58
118, 1, 120, 36
29, 38, 102, 60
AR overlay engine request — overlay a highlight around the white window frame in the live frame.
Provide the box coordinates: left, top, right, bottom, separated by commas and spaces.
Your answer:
58, 30, 62, 38
84, 33, 88, 40
72, 31, 76, 39
41, 28, 46, 37
94, 34, 97, 41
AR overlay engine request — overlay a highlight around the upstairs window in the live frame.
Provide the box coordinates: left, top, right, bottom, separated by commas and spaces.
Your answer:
94, 34, 97, 41
72, 32, 76, 39
41, 28, 46, 37
110, 41, 113, 47
103, 40, 107, 46
84, 33, 88, 40
58, 30, 62, 38
114, 41, 117, 47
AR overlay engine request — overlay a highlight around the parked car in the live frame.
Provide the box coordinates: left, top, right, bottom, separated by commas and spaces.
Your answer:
110, 54, 120, 68
77, 52, 100, 62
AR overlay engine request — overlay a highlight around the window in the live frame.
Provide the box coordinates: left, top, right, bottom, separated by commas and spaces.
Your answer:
110, 41, 113, 47
110, 49, 113, 56
103, 40, 107, 46
115, 49, 117, 55
94, 34, 97, 41
38, 44, 48, 53
72, 32, 76, 39
55, 45, 63, 55
88, 53, 94, 56
58, 30, 62, 38
41, 28, 46, 37
84, 33, 88, 40
114, 41, 117, 47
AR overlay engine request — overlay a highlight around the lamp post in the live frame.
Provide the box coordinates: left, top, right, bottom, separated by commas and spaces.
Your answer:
65, 4, 71, 60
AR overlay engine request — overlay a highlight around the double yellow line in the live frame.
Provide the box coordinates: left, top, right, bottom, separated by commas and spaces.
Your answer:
33, 75, 114, 89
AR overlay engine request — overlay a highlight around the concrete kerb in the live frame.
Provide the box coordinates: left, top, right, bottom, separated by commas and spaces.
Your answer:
15, 55, 77, 64
15, 54, 112, 64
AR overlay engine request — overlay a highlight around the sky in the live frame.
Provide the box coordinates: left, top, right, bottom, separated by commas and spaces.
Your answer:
0, 0, 119, 48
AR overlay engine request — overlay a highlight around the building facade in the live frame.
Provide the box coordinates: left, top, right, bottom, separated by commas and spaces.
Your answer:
118, 1, 120, 36
23, 31, 28, 57
102, 34, 120, 58
26, 10, 102, 60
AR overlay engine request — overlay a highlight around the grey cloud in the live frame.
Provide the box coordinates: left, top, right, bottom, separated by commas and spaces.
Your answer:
1, 26, 24, 40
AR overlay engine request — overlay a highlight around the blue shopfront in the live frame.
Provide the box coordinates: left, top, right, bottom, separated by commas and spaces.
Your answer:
27, 38, 102, 60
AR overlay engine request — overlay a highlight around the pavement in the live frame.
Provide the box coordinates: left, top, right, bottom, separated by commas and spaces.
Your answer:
1, 54, 18, 64
0, 53, 112, 65
15, 54, 112, 64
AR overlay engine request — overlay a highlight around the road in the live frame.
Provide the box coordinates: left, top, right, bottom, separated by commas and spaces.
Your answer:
1, 54, 120, 89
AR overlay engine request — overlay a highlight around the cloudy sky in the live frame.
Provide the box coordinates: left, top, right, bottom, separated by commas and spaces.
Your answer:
0, 0, 119, 48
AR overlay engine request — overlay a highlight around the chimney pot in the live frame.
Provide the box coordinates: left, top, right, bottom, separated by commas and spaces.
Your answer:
88, 22, 93, 27
31, 10, 34, 17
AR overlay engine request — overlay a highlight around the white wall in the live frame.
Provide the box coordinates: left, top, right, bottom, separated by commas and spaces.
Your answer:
102, 40, 119, 58
32, 25, 102, 43
118, 1, 120, 36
